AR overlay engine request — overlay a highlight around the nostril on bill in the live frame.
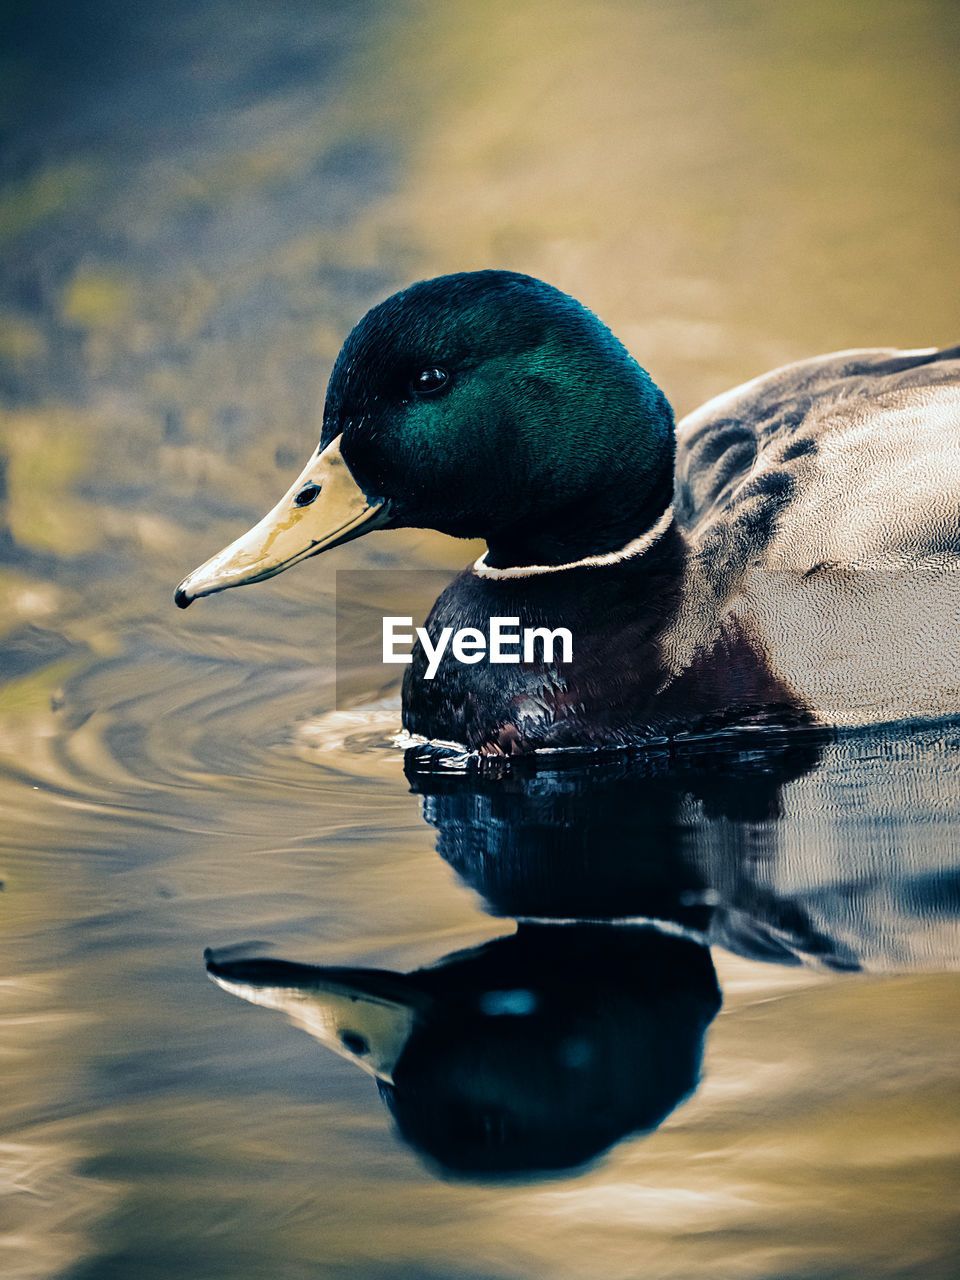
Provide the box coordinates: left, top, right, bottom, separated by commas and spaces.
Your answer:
294, 483, 321, 507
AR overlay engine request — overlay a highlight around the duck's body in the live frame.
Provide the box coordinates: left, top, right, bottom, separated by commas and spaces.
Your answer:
403, 521, 806, 751
675, 344, 960, 733
405, 343, 960, 751
175, 271, 960, 754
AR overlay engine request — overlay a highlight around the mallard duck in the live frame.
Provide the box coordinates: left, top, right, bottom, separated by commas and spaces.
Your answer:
175, 271, 960, 754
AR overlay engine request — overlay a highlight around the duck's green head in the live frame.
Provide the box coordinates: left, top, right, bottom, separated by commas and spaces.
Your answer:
175, 271, 674, 605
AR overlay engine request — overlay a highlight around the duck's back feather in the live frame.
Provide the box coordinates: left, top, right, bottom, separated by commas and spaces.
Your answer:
671, 345, 960, 728
676, 344, 960, 552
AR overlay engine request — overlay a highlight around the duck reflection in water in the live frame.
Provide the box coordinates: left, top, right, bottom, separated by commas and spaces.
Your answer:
208, 924, 719, 1178
206, 725, 960, 1178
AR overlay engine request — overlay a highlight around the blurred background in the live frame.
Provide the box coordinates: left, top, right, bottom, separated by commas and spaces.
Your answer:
1, 2, 959, 1278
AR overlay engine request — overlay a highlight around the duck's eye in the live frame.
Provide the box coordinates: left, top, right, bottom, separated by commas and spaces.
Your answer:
294, 482, 321, 507
411, 366, 449, 395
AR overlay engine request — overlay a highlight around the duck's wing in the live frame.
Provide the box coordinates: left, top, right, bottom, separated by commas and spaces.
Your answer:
674, 344, 960, 539
669, 345, 960, 729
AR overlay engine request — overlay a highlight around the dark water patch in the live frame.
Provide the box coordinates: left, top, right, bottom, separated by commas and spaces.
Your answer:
0, 0, 368, 164
0, 623, 81, 682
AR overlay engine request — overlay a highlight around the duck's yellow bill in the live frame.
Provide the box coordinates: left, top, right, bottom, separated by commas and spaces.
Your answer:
206, 956, 425, 1084
174, 437, 390, 608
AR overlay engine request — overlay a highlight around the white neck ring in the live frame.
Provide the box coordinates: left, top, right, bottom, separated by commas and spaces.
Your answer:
472, 504, 675, 580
